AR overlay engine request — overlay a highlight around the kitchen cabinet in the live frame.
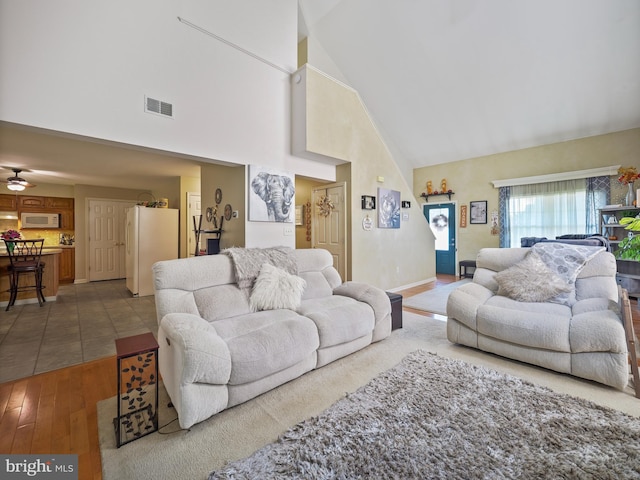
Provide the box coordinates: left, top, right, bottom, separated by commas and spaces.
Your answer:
59, 248, 75, 283
46, 197, 74, 209
0, 194, 17, 210
18, 196, 47, 208
17, 195, 74, 230
59, 209, 74, 229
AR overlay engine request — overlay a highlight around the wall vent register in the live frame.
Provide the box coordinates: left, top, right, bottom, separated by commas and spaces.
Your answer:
145, 96, 173, 118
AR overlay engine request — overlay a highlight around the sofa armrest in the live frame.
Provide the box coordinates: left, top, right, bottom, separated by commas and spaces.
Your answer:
160, 313, 232, 385
446, 283, 495, 331
333, 281, 391, 342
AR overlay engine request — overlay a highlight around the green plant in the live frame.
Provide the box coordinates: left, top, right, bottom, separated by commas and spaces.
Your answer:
615, 216, 640, 261
616, 234, 640, 261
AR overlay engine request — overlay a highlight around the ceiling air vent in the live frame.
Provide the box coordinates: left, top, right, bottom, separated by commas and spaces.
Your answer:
145, 96, 173, 118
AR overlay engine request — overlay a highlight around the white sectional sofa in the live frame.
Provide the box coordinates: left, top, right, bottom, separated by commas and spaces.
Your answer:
152, 247, 391, 429
446, 244, 629, 390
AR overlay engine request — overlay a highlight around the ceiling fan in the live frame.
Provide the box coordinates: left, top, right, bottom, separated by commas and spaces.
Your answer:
1, 168, 37, 191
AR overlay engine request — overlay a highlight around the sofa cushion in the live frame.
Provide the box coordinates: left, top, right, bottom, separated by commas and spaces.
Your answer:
194, 284, 251, 322
300, 271, 336, 300
569, 309, 627, 353
485, 295, 572, 316
249, 263, 306, 312
221, 246, 297, 289
494, 251, 571, 302
477, 304, 571, 352
298, 296, 375, 347
212, 310, 320, 385
295, 248, 343, 300
572, 297, 617, 316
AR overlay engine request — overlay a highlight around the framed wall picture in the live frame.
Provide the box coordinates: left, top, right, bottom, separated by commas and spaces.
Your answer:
470, 200, 488, 224
249, 165, 295, 223
378, 188, 401, 229
361, 195, 376, 210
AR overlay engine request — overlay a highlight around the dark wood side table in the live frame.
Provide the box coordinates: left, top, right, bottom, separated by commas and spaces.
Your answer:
386, 292, 403, 330
113, 332, 159, 447
459, 260, 477, 278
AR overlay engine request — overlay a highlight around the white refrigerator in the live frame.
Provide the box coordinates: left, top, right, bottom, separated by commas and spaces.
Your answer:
126, 206, 179, 297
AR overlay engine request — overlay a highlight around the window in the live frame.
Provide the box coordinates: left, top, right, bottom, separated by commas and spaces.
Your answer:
500, 177, 609, 247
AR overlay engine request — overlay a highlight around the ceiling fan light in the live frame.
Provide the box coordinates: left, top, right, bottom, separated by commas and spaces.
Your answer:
7, 182, 25, 191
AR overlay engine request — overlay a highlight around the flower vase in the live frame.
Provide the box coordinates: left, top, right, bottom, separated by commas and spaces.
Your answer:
7, 242, 14, 254
626, 183, 636, 207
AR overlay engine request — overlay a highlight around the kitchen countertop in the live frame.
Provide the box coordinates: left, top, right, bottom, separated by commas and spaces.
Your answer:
43, 245, 75, 249
0, 248, 63, 257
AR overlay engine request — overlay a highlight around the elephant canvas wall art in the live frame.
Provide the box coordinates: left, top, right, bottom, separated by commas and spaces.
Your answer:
249, 165, 296, 223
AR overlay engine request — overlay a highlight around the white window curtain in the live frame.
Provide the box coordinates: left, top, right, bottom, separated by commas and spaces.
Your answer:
507, 179, 587, 248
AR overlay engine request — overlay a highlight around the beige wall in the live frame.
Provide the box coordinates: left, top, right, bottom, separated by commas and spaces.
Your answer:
294, 177, 317, 249
179, 176, 201, 258
200, 164, 246, 251
413, 128, 640, 262
299, 66, 436, 290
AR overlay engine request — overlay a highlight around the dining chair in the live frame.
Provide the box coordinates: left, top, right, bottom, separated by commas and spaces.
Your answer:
3, 238, 46, 311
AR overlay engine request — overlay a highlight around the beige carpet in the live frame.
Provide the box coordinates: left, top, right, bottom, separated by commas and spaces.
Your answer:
98, 312, 639, 480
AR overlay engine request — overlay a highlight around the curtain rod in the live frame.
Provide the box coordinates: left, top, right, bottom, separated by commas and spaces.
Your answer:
177, 17, 292, 75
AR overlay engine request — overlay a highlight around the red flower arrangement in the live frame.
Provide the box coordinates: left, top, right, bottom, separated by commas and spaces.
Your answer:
617, 166, 640, 185
1, 229, 21, 240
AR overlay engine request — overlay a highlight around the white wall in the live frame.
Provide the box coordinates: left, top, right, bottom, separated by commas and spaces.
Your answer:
0, 0, 335, 248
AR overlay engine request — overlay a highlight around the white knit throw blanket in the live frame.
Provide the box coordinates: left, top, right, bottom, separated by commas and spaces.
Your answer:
221, 246, 297, 290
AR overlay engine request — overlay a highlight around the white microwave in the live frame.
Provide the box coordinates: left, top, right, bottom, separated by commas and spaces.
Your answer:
21, 212, 60, 228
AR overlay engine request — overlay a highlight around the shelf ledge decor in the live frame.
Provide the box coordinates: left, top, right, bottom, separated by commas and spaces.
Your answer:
420, 191, 454, 202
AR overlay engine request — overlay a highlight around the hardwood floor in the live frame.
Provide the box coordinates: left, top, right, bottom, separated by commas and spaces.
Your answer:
0, 356, 116, 480
1, 275, 638, 480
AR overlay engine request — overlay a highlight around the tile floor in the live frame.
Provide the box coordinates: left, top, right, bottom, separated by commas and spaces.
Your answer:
0, 279, 158, 383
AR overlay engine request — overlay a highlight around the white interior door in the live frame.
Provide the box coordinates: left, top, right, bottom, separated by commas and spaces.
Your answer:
187, 192, 201, 256
312, 182, 347, 281
89, 199, 135, 281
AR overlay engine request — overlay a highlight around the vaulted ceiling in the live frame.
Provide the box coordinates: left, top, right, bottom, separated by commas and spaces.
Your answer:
298, 0, 640, 176
1, 1, 638, 191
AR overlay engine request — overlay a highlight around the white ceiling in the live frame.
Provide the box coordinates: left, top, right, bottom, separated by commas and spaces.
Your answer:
1, 1, 639, 191
0, 123, 206, 191
299, 0, 640, 173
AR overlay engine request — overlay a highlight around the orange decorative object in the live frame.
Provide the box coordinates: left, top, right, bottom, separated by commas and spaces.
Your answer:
426, 181, 433, 195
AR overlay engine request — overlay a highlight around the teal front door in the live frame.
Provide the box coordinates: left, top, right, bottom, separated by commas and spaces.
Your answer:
424, 203, 456, 275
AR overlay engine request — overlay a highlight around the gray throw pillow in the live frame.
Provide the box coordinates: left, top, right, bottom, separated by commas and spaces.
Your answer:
495, 252, 572, 303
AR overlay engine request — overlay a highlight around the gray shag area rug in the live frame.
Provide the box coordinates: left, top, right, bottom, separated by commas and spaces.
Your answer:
209, 350, 640, 479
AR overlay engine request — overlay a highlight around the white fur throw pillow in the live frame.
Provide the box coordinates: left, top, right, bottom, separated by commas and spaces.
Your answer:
250, 263, 307, 312
495, 252, 572, 303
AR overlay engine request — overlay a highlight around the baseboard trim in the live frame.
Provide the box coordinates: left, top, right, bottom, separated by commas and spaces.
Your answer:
387, 276, 436, 293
